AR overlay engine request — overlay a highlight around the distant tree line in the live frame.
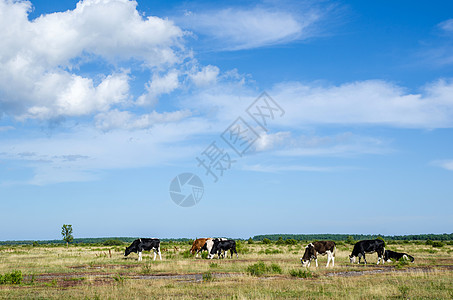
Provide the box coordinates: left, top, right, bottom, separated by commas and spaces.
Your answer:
0, 237, 193, 246
252, 233, 453, 242
1, 233, 452, 246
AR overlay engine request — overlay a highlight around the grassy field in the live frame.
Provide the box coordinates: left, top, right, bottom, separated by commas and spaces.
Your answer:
0, 241, 452, 299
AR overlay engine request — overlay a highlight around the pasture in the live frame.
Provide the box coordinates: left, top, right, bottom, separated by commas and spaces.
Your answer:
0, 240, 452, 299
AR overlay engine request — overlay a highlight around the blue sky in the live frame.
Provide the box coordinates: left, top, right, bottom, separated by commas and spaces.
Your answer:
1, 0, 453, 240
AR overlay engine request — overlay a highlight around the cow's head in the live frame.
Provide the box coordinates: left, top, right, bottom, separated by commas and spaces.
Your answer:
349, 255, 356, 263
124, 240, 139, 256
300, 243, 316, 267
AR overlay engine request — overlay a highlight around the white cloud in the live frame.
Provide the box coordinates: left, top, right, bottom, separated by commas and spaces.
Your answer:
242, 164, 338, 173
254, 131, 291, 151
190, 65, 220, 87
0, 0, 186, 120
179, 6, 320, 50
183, 78, 453, 129
431, 160, 453, 171
137, 70, 180, 106
0, 126, 14, 132
0, 119, 208, 185
95, 109, 191, 130
439, 19, 453, 33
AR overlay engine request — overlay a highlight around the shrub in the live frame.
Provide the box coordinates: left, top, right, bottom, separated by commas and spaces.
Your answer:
247, 262, 267, 277
32, 241, 39, 247
264, 249, 282, 255
209, 263, 218, 268
113, 274, 125, 284
246, 262, 282, 277
395, 258, 409, 269
275, 237, 285, 245
0, 270, 22, 285
345, 236, 355, 245
269, 263, 282, 274
236, 242, 250, 254
202, 272, 213, 282
285, 239, 298, 245
103, 239, 124, 246
289, 269, 313, 278
432, 241, 444, 248
247, 237, 254, 244
262, 238, 272, 244
425, 239, 434, 246
201, 252, 209, 259
180, 250, 192, 258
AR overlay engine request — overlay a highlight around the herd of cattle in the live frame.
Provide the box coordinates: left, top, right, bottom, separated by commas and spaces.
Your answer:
124, 238, 415, 266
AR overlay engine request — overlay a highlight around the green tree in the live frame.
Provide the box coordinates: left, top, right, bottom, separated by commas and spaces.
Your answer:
61, 224, 73, 248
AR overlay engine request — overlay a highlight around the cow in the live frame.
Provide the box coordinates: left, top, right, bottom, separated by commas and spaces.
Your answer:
124, 238, 162, 261
349, 239, 385, 265
209, 239, 238, 259
384, 250, 414, 263
205, 238, 227, 259
190, 238, 211, 258
300, 241, 336, 267
209, 239, 239, 259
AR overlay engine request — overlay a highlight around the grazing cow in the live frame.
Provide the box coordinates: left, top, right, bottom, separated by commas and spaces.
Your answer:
190, 238, 211, 258
349, 239, 385, 265
205, 238, 227, 259
384, 250, 414, 263
124, 238, 162, 261
209, 239, 238, 259
300, 241, 336, 267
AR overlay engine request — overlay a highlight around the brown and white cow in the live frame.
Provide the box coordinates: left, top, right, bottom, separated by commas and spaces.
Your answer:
300, 241, 336, 267
190, 238, 211, 258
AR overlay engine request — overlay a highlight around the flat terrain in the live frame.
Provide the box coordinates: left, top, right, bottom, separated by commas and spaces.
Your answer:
0, 241, 452, 299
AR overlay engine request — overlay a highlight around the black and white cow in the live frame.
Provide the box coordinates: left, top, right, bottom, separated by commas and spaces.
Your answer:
300, 241, 336, 267
205, 238, 227, 259
384, 250, 414, 263
124, 238, 162, 261
349, 239, 385, 265
209, 239, 238, 259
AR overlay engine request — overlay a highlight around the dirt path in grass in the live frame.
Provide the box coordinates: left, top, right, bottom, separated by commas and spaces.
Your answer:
25, 265, 453, 284
324, 265, 453, 277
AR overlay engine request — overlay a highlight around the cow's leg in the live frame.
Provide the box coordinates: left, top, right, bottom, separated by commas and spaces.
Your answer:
332, 253, 335, 267
315, 258, 318, 268
158, 248, 162, 260
138, 251, 142, 261
307, 260, 311, 267
363, 253, 367, 265
195, 250, 199, 258
326, 251, 331, 267
235, 248, 238, 258
377, 250, 383, 265
153, 249, 157, 261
